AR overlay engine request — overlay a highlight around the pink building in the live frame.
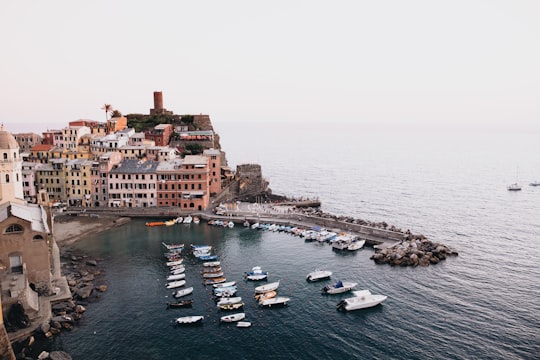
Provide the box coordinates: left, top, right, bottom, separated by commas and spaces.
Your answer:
108, 159, 158, 208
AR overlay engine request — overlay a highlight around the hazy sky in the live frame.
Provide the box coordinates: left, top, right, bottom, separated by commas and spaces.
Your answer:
1, 0, 539, 134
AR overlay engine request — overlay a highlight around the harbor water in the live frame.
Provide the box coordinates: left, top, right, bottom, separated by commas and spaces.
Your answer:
51, 123, 539, 359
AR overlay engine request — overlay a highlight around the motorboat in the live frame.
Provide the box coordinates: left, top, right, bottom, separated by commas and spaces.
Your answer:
259, 296, 290, 307
216, 297, 243, 307
336, 290, 387, 311
227, 221, 235, 228
183, 216, 193, 224
204, 277, 227, 285
174, 217, 183, 224
175, 315, 203, 325
167, 273, 186, 281
244, 266, 269, 281
166, 259, 183, 267
191, 244, 212, 251
251, 222, 260, 230
255, 290, 276, 302
220, 312, 245, 323
347, 240, 365, 251
254, 281, 280, 294
213, 281, 236, 288
219, 302, 244, 311
173, 287, 194, 298
166, 280, 186, 289
306, 270, 332, 282
193, 217, 200, 224
529, 180, 540, 186
236, 321, 252, 328
203, 261, 221, 267
322, 280, 358, 294
166, 300, 193, 308
331, 239, 351, 250
507, 183, 522, 191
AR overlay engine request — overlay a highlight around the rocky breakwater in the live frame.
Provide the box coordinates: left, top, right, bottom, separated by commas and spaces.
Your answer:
370, 236, 458, 267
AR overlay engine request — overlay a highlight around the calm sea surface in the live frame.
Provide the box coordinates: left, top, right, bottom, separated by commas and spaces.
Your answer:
51, 123, 539, 359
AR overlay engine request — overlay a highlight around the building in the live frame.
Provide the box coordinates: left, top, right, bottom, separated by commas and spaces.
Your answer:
13, 133, 42, 153
93, 152, 122, 207
61, 125, 91, 151
0, 128, 23, 204
29, 144, 54, 164
41, 129, 62, 147
203, 148, 222, 196
156, 158, 184, 207
108, 159, 159, 208
35, 158, 68, 203
145, 124, 173, 146
149, 91, 173, 115
178, 155, 210, 210
21, 162, 38, 203
65, 159, 97, 207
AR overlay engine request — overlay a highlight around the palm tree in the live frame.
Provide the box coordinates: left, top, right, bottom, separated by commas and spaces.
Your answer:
101, 104, 113, 121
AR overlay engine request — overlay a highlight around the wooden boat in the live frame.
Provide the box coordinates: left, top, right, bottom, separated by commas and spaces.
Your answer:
167, 273, 186, 281
254, 281, 280, 294
166, 280, 186, 289
306, 269, 332, 282
204, 277, 227, 285
255, 290, 276, 302
216, 297, 243, 307
203, 261, 221, 267
220, 312, 245, 323
237, 321, 252, 328
166, 259, 183, 267
175, 315, 203, 325
219, 302, 244, 311
259, 296, 290, 307
146, 221, 165, 227
322, 280, 358, 294
336, 290, 387, 311
203, 271, 224, 278
213, 281, 236, 288
202, 266, 222, 273
166, 300, 193, 308
174, 287, 194, 298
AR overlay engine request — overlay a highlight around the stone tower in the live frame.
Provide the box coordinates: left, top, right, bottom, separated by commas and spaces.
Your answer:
150, 91, 173, 115
0, 125, 24, 204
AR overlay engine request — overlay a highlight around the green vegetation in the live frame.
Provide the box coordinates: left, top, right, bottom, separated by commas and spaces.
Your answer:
184, 143, 204, 155
126, 114, 198, 132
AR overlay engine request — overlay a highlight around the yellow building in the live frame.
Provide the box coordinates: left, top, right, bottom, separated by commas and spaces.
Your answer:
35, 158, 69, 203
66, 159, 98, 207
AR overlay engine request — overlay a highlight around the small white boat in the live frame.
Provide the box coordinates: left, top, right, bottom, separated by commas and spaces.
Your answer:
170, 267, 185, 275
259, 296, 290, 307
347, 240, 365, 251
530, 180, 540, 186
166, 259, 183, 267
216, 297, 243, 307
237, 321, 252, 328
220, 312, 245, 323
174, 287, 194, 298
243, 220, 250, 227
336, 290, 387, 311
245, 266, 269, 281
193, 216, 200, 224
507, 183, 522, 191
254, 281, 280, 294
167, 273, 186, 281
162, 242, 184, 251
183, 216, 193, 224
166, 280, 186, 289
213, 281, 237, 288
228, 221, 235, 228
174, 217, 183, 224
306, 270, 332, 282
251, 222, 260, 230
322, 280, 358, 294
175, 315, 203, 325
203, 261, 221, 267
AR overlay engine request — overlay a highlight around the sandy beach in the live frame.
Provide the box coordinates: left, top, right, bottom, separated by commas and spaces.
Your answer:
53, 214, 131, 249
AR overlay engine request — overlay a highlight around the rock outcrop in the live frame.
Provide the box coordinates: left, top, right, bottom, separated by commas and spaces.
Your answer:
370, 239, 458, 266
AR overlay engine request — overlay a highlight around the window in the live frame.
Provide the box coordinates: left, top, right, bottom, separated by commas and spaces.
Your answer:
5, 174, 9, 183
5, 224, 23, 234
33, 235, 44, 241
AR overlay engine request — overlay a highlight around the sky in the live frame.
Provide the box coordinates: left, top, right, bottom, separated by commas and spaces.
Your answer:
1, 0, 539, 134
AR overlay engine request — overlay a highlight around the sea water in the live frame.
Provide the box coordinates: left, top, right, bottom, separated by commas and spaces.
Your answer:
50, 123, 539, 359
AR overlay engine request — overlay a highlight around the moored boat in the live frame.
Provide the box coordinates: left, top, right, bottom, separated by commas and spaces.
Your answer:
213, 281, 236, 288
162, 242, 184, 251
219, 302, 244, 311
166, 299, 193, 308
167, 273, 186, 281
255, 290, 276, 302
174, 287, 194, 298
220, 312, 245, 323
166, 259, 183, 267
216, 296, 243, 306
175, 315, 203, 325
146, 221, 165, 227
306, 269, 332, 282
183, 216, 193, 224
199, 255, 219, 261
259, 296, 290, 307
204, 277, 227, 285
336, 290, 387, 311
236, 321, 252, 328
244, 266, 269, 281
347, 240, 365, 251
203, 271, 224, 278
166, 280, 186, 289
203, 261, 221, 267
254, 281, 280, 294
322, 280, 358, 294
193, 216, 200, 224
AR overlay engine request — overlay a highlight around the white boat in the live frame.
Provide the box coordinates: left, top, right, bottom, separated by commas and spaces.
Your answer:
167, 273, 186, 281
347, 240, 365, 251
183, 216, 193, 224
166, 259, 183, 267
251, 222, 259, 230
174, 217, 183, 224
193, 216, 200, 224
331, 239, 351, 250
507, 183, 522, 191
174, 286, 194, 298
243, 220, 250, 227
213, 281, 236, 288
203, 261, 221, 267
203, 271, 224, 278
220, 312, 245, 323
306, 269, 332, 282
162, 242, 184, 251
216, 297, 242, 307
237, 321, 252, 328
530, 180, 540, 186
259, 296, 290, 307
245, 266, 269, 281
213, 286, 238, 297
336, 290, 387, 311
170, 267, 185, 275
322, 280, 358, 294
254, 281, 280, 294
166, 280, 186, 289
175, 315, 203, 325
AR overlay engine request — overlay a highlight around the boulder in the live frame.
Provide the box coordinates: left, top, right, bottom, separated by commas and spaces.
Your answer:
86, 260, 97, 266
49, 351, 73, 360
38, 351, 50, 360
40, 322, 51, 334
96, 284, 108, 292
75, 285, 93, 299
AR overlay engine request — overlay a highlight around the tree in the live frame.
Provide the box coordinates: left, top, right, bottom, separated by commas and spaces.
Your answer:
101, 104, 113, 121
111, 109, 122, 118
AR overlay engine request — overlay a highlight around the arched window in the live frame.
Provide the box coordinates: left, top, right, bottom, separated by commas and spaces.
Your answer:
5, 174, 9, 183
5, 224, 24, 234
33, 235, 44, 241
